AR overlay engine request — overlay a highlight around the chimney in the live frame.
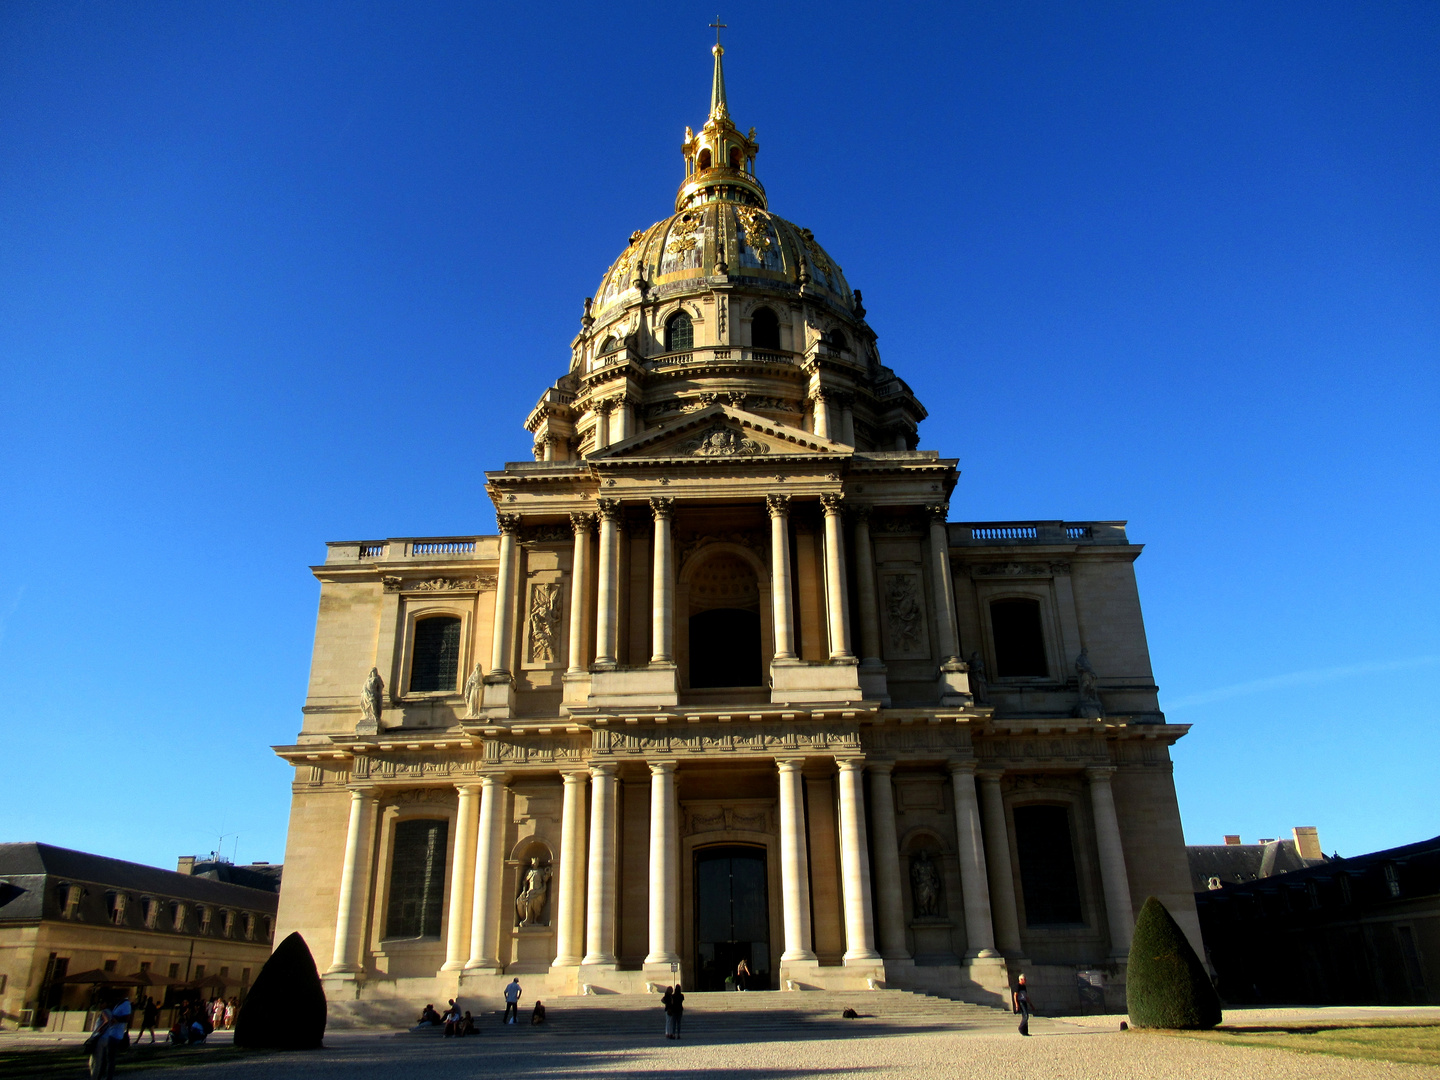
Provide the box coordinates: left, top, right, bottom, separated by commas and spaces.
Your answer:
177, 856, 196, 875
1293, 826, 1322, 860
1223, 835, 1241, 846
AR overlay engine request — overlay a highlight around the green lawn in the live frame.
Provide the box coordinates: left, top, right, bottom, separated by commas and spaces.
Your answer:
1161, 1021, 1440, 1067
0, 1041, 265, 1079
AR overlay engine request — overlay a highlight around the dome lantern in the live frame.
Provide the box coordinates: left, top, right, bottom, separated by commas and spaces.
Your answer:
677, 32, 764, 212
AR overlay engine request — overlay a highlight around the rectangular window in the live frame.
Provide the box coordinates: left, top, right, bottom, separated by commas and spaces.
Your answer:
1385, 864, 1402, 898
385, 819, 449, 939
194, 965, 205, 979
1013, 804, 1084, 925
168, 963, 180, 978
409, 617, 462, 693
990, 599, 1049, 677
102, 959, 117, 973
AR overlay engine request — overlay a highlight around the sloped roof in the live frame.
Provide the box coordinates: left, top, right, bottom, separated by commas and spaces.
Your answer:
1187, 840, 1326, 892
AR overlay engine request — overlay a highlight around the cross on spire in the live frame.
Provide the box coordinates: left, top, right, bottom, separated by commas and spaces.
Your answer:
709, 17, 726, 48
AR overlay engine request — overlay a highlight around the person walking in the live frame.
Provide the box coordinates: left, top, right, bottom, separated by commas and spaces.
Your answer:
1013, 974, 1034, 1036
502, 978, 522, 1024
735, 958, 751, 991
89, 991, 132, 1080
137, 995, 160, 1043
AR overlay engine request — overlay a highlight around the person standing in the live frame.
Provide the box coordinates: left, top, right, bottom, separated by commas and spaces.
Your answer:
502, 978, 522, 1024
735, 958, 751, 991
137, 995, 160, 1043
669, 985, 684, 1039
1013, 974, 1034, 1036
90, 991, 132, 1080
661, 986, 674, 1039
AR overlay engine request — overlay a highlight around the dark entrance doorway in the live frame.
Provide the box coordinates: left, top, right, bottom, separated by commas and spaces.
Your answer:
694, 844, 771, 990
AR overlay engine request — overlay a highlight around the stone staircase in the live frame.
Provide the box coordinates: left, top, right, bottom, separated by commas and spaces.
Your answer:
443, 990, 1013, 1040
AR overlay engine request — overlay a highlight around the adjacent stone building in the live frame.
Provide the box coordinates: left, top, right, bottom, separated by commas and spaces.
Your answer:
0, 844, 278, 1030
274, 39, 1198, 1017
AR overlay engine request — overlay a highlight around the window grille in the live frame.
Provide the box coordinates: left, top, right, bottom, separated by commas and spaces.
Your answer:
385, 819, 449, 939
410, 617, 462, 692
666, 312, 693, 352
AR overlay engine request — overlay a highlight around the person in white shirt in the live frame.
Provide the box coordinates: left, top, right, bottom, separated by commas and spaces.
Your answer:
502, 978, 522, 1024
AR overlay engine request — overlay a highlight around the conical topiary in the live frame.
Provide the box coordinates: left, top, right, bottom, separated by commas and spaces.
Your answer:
234, 932, 327, 1049
1126, 896, 1221, 1029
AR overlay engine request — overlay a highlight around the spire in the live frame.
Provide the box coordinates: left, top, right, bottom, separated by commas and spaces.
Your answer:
709, 19, 728, 120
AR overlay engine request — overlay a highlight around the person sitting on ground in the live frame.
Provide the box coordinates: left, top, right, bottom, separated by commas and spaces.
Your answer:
417, 1003, 442, 1026
168, 1004, 191, 1046
530, 1001, 545, 1025
458, 1010, 475, 1036
443, 999, 460, 1037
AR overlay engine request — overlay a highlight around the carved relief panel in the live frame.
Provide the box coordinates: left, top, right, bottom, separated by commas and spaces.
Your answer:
878, 571, 932, 661
520, 548, 566, 677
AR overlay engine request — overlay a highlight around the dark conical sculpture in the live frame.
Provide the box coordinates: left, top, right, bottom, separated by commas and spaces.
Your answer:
234, 932, 327, 1049
1126, 896, 1222, 1029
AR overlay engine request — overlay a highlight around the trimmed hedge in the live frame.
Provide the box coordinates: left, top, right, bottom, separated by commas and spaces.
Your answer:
1126, 896, 1221, 1029
234, 932, 327, 1049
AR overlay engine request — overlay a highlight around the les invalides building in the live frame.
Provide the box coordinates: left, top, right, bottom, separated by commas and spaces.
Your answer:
273, 38, 1199, 1017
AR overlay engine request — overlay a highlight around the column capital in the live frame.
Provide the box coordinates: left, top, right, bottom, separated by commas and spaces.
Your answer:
848, 504, 872, 525
775, 756, 806, 773
596, 498, 623, 522
947, 758, 978, 778
820, 492, 845, 515
497, 513, 524, 535
561, 768, 591, 784
975, 768, 1006, 784
766, 493, 792, 517
479, 771, 511, 788
569, 511, 596, 534
647, 759, 678, 775
589, 761, 619, 778
649, 496, 675, 518
867, 760, 895, 776
924, 503, 950, 525
1085, 765, 1117, 783
454, 782, 482, 795
835, 756, 866, 773
594, 399, 614, 416
809, 387, 829, 403
345, 784, 378, 797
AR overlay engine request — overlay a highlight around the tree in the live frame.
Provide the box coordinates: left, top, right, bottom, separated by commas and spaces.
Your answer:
1126, 896, 1221, 1029
234, 932, 327, 1049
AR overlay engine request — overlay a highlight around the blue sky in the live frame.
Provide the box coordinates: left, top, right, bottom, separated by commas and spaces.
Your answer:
1, 2, 1435, 870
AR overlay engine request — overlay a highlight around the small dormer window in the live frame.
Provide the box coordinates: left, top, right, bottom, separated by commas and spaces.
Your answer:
1385, 864, 1401, 898
599, 336, 620, 356
666, 312, 693, 352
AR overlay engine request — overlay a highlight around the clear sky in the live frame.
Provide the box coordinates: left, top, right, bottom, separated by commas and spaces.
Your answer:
2, 2, 1436, 871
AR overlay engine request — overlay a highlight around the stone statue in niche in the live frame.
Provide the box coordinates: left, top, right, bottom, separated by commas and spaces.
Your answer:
463, 663, 484, 718
1075, 647, 1103, 718
515, 857, 552, 927
910, 851, 941, 918
358, 668, 383, 734
885, 575, 923, 653
527, 583, 561, 663
967, 650, 990, 705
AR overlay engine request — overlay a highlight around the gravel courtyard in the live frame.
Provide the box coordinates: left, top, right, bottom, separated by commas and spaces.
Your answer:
74, 1020, 1440, 1080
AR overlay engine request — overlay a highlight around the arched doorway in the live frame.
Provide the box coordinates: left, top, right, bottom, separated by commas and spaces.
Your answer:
686, 551, 763, 688
694, 844, 771, 990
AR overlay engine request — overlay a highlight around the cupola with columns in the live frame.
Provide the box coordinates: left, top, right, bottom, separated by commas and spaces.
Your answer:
524, 37, 928, 465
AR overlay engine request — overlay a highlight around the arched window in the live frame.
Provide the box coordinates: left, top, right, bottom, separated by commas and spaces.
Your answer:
697, 148, 712, 170
751, 307, 780, 351
1013, 804, 1083, 925
665, 311, 694, 352
385, 818, 449, 939
409, 616, 462, 692
827, 329, 847, 351
729, 146, 743, 169
599, 335, 620, 355
989, 598, 1048, 677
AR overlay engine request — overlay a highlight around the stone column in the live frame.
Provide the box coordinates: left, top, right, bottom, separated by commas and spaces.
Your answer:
977, 770, 1024, 957
465, 774, 507, 970
840, 396, 856, 446
811, 389, 830, 439
566, 513, 593, 675
441, 783, 480, 970
594, 401, 613, 451
649, 498, 675, 665
948, 761, 998, 958
644, 761, 680, 965
552, 770, 589, 968
593, 499, 622, 668
867, 763, 909, 960
851, 507, 882, 667
582, 762, 619, 965
820, 494, 854, 660
925, 504, 961, 664
541, 437, 556, 462
767, 495, 796, 660
488, 514, 522, 677
836, 759, 880, 962
776, 758, 815, 961
1087, 766, 1136, 958
327, 786, 376, 974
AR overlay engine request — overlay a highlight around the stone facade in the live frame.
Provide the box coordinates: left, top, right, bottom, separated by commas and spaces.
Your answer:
274, 40, 1198, 1018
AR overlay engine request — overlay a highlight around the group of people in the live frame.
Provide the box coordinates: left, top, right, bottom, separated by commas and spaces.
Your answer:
415, 981, 547, 1037
660, 985, 684, 1039
167, 999, 215, 1045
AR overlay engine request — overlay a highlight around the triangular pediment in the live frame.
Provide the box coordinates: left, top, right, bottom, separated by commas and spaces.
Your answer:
590, 405, 849, 462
